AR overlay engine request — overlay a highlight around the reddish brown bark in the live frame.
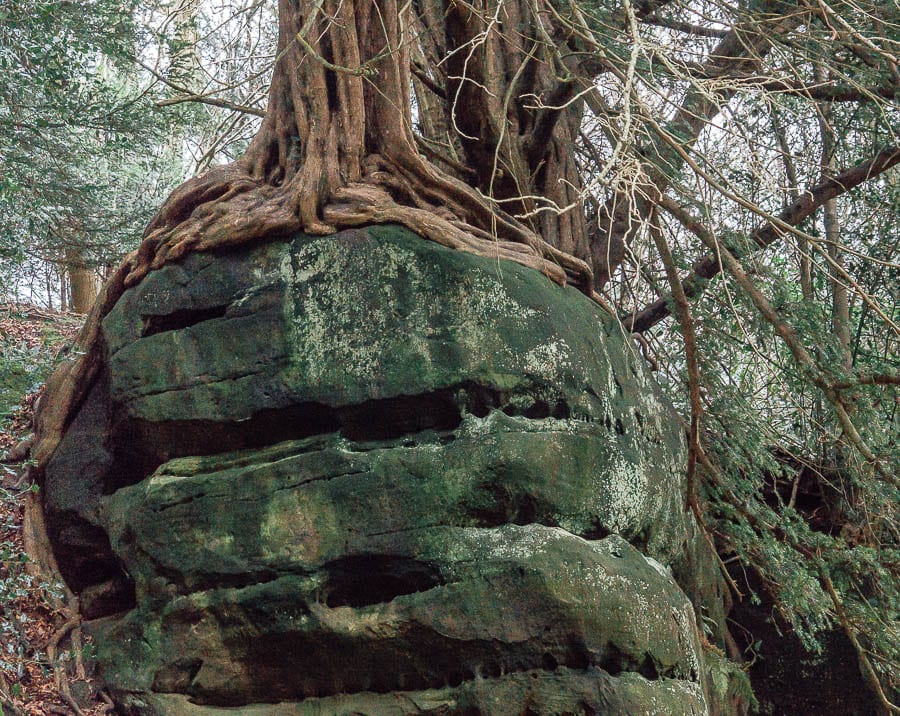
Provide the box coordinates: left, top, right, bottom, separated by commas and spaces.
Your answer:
422, 0, 592, 261
133, 0, 593, 292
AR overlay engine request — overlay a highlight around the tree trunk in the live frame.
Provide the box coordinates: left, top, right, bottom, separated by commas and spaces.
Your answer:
167, 0, 202, 91
132, 0, 593, 294
58, 266, 68, 313
415, 0, 592, 261
65, 247, 97, 314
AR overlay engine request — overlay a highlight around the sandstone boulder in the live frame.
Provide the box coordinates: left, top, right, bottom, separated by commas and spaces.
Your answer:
41, 226, 728, 714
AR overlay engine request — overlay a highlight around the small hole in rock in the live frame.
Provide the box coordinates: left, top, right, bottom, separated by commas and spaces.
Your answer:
639, 658, 660, 680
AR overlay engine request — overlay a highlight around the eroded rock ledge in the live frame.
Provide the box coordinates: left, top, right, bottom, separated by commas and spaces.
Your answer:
41, 226, 729, 714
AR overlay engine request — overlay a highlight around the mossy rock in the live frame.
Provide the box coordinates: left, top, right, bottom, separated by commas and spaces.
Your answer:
43, 226, 731, 714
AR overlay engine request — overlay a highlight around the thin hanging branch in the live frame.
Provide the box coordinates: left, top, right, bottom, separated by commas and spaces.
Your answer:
647, 209, 704, 509
628, 145, 900, 333
656, 194, 895, 486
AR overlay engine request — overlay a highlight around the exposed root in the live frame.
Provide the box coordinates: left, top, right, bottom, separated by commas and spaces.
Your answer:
323, 183, 575, 285
71, 622, 87, 681
57, 681, 87, 716
21, 492, 93, 714
99, 690, 116, 714
122, 155, 594, 296
48, 609, 80, 690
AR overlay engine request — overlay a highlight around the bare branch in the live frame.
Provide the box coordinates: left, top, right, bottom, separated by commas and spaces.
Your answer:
628, 145, 900, 333
651, 61, 900, 102
831, 373, 900, 391
647, 210, 704, 510
138, 58, 267, 117
640, 16, 728, 38
157, 94, 266, 117
411, 60, 447, 99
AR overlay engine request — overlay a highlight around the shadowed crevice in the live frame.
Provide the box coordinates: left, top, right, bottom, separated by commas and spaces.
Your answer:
323, 555, 446, 608
174, 635, 671, 707
142, 305, 229, 337
103, 381, 545, 494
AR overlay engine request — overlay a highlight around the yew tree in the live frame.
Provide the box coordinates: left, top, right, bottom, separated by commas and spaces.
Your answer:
30, 0, 900, 708
127, 0, 900, 300
44, 0, 891, 311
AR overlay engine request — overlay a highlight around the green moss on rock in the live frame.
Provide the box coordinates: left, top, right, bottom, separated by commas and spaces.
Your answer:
44, 226, 732, 714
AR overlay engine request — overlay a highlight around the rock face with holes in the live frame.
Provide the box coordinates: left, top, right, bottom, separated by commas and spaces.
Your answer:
41, 225, 730, 714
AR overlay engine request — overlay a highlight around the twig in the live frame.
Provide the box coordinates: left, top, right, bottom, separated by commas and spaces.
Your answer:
821, 570, 899, 713
648, 208, 703, 509
136, 58, 266, 117
631, 331, 659, 371
295, 31, 379, 77
411, 61, 447, 98
788, 470, 801, 510
156, 93, 266, 117
640, 15, 728, 38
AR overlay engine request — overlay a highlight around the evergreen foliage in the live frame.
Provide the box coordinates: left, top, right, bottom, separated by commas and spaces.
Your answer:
0, 0, 185, 302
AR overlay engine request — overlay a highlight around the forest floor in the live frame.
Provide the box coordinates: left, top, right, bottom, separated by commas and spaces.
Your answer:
0, 304, 108, 715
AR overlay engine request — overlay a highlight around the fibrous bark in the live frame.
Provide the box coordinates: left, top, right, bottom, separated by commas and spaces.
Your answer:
133, 0, 593, 292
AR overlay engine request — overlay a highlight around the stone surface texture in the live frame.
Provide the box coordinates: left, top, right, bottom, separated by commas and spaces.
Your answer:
42, 226, 730, 714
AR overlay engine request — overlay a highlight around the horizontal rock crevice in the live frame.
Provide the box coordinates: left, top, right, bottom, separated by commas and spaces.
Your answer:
142, 304, 230, 338
104, 382, 602, 496
129, 667, 708, 716
168, 653, 678, 708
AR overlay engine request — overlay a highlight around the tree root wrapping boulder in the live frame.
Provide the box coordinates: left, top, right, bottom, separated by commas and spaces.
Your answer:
38, 226, 732, 715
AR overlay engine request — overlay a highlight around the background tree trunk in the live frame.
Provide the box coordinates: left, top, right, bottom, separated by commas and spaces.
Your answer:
64, 247, 97, 314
